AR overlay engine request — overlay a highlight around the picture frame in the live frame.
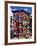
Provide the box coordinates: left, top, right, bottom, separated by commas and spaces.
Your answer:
5, 1, 36, 45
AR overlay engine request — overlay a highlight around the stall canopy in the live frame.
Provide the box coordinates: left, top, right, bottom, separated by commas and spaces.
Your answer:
10, 6, 32, 15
